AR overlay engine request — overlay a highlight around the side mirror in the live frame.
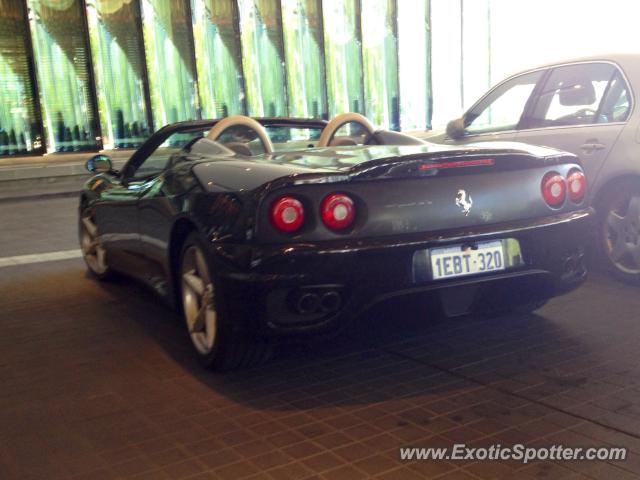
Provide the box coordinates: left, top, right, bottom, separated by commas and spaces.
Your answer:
86, 154, 113, 174
446, 117, 466, 140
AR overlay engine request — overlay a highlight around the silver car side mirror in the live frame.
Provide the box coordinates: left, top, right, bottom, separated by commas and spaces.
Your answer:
446, 117, 466, 140
86, 154, 113, 174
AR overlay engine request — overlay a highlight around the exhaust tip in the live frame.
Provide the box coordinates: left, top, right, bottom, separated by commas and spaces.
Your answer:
296, 293, 320, 314
320, 291, 342, 313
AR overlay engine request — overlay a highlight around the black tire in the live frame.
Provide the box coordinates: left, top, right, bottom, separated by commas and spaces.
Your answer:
597, 184, 640, 284
179, 232, 273, 371
79, 207, 113, 280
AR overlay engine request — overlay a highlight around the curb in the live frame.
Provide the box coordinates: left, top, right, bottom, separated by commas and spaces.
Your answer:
0, 151, 131, 200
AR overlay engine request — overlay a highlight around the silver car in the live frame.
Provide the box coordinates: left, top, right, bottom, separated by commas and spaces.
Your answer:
427, 54, 640, 283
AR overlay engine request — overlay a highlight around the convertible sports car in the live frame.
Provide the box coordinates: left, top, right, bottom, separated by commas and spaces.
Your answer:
80, 113, 592, 370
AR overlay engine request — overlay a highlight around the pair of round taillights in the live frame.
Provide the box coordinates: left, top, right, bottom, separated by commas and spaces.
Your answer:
541, 169, 587, 207
270, 193, 355, 233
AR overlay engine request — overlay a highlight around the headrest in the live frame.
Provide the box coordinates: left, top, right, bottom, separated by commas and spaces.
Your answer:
559, 81, 596, 106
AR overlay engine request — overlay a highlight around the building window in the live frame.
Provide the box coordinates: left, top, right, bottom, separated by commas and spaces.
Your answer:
397, 0, 431, 130
141, 0, 199, 127
86, 0, 151, 149
0, 0, 43, 157
191, 0, 246, 118
281, 0, 327, 119
361, 0, 399, 129
27, 0, 100, 153
321, 0, 363, 117
237, 0, 288, 117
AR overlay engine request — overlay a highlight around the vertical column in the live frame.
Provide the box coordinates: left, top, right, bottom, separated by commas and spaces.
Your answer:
0, 0, 44, 156
280, 0, 327, 119
237, 0, 287, 117
86, 0, 152, 149
140, 0, 199, 127
27, 0, 101, 152
321, 0, 363, 117
397, 0, 431, 131
191, 0, 246, 118
360, 0, 399, 129
461, 0, 491, 111
429, 0, 462, 127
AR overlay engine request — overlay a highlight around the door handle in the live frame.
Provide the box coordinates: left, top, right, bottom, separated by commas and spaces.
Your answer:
580, 141, 606, 154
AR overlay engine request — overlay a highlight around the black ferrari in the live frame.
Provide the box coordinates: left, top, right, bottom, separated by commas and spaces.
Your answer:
80, 113, 592, 370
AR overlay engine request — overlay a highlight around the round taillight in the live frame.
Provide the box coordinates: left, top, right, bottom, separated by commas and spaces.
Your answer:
541, 172, 567, 208
270, 196, 304, 232
321, 193, 355, 230
567, 169, 587, 203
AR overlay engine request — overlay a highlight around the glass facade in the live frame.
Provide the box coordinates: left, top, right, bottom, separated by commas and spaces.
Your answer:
141, 0, 199, 126
0, 0, 434, 158
28, 0, 100, 152
237, 0, 287, 117
397, 0, 431, 130
361, 0, 399, 129
281, 0, 326, 118
86, 0, 151, 149
321, 0, 363, 116
191, 0, 245, 118
0, 0, 43, 155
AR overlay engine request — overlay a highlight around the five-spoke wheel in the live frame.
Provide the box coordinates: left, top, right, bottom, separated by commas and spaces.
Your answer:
179, 233, 273, 370
181, 244, 218, 356
601, 187, 640, 281
79, 210, 110, 278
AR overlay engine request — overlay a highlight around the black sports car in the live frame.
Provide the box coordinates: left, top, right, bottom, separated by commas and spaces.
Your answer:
80, 113, 592, 370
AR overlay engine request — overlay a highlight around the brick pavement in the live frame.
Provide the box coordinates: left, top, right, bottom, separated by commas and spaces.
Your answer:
1, 257, 640, 479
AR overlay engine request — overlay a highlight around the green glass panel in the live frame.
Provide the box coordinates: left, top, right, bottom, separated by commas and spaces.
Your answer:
321, 0, 363, 116
281, 0, 326, 118
237, 0, 287, 117
0, 0, 43, 156
397, 0, 431, 130
86, 0, 151, 149
361, 0, 398, 129
28, 0, 100, 152
191, 0, 245, 118
141, 0, 198, 126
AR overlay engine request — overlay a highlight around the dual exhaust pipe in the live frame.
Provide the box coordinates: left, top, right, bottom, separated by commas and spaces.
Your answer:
294, 290, 342, 315
562, 249, 586, 279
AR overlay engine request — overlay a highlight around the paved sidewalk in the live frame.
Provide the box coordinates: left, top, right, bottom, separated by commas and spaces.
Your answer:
1, 194, 638, 480
0, 150, 133, 200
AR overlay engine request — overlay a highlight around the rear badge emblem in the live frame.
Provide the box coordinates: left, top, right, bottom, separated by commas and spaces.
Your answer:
456, 189, 473, 216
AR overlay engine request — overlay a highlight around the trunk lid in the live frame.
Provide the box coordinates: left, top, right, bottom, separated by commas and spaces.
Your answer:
253, 142, 584, 243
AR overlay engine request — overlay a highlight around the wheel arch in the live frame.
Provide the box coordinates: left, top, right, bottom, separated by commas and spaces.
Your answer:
592, 173, 640, 211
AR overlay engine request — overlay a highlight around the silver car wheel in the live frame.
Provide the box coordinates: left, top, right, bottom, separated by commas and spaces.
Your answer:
80, 213, 108, 275
181, 245, 217, 355
604, 194, 640, 275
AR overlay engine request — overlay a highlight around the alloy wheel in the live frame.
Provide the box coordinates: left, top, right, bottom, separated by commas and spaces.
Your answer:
80, 213, 108, 275
604, 194, 640, 275
181, 245, 217, 355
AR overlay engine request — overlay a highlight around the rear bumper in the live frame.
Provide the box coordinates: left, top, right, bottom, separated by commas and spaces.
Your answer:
214, 209, 593, 337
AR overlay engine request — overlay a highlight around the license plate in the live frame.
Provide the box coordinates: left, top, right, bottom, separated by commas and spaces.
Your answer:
430, 240, 505, 280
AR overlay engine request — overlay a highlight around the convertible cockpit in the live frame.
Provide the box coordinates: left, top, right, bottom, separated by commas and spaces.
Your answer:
202, 112, 425, 157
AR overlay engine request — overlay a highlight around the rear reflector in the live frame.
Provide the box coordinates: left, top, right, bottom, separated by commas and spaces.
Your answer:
541, 172, 567, 207
419, 159, 494, 170
567, 169, 587, 203
271, 196, 304, 232
321, 193, 355, 230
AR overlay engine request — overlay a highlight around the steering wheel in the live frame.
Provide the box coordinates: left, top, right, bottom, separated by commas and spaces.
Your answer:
206, 115, 274, 154
317, 112, 376, 148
